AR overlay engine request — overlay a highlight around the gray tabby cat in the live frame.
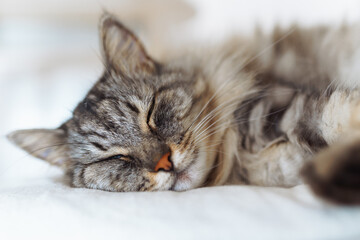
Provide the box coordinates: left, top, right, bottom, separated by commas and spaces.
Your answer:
8, 14, 360, 204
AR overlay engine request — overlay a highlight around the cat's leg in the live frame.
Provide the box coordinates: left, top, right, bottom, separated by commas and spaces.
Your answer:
237, 91, 326, 187
241, 136, 311, 187
301, 96, 360, 204
302, 133, 360, 204
240, 89, 360, 204
236, 93, 313, 187
283, 90, 360, 204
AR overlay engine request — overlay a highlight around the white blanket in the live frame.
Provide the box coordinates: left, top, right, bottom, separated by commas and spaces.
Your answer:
1, 1, 360, 239
2, 177, 360, 240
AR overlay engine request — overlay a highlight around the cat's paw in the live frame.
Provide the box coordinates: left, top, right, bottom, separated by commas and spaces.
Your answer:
302, 139, 360, 205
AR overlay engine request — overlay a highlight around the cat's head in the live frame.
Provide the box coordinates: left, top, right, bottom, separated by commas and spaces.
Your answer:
8, 14, 244, 192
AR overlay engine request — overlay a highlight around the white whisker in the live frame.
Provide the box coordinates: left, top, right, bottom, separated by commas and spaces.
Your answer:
185, 28, 295, 136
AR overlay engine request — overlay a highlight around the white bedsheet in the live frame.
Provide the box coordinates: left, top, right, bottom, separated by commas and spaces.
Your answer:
2, 177, 360, 240
1, 1, 360, 239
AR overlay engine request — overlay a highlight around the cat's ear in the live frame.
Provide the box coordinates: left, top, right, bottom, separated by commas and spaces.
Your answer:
7, 128, 71, 169
99, 13, 157, 75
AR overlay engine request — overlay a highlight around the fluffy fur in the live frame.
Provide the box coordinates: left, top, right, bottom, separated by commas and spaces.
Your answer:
8, 14, 360, 204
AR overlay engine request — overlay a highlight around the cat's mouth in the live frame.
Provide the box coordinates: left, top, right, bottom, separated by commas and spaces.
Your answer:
171, 169, 192, 191
169, 146, 209, 191
171, 159, 197, 191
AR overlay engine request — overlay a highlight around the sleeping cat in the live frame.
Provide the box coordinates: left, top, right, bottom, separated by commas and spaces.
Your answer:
8, 14, 360, 204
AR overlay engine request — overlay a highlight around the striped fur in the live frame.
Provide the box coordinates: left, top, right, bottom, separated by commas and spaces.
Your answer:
8, 14, 360, 203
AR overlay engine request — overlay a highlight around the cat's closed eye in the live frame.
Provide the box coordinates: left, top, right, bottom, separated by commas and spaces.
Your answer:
105, 154, 125, 160
100, 154, 131, 162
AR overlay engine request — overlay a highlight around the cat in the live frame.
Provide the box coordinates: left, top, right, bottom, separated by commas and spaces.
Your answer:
7, 13, 360, 204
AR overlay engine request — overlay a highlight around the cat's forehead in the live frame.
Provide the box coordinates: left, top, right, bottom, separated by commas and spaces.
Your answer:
68, 69, 195, 149
93, 72, 156, 98
71, 97, 143, 145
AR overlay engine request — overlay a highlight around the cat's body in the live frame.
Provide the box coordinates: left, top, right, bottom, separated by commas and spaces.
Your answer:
8, 14, 360, 204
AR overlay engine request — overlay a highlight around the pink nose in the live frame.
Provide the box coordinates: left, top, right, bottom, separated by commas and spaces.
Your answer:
154, 152, 173, 171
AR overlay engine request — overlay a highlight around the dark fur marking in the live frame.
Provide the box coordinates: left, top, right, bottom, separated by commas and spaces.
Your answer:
113, 103, 126, 118
90, 131, 108, 139
296, 122, 328, 152
263, 106, 288, 140
137, 182, 146, 191
72, 119, 87, 135
235, 91, 265, 150
147, 96, 155, 125
79, 166, 87, 187
124, 101, 140, 114
102, 119, 118, 133
90, 142, 108, 151
182, 132, 192, 150
157, 82, 185, 94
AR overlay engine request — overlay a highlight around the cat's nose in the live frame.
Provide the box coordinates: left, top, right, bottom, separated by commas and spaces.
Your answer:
154, 152, 173, 172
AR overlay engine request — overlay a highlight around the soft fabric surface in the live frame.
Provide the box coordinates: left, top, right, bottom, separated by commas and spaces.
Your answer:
1, 1, 360, 239
2, 178, 360, 240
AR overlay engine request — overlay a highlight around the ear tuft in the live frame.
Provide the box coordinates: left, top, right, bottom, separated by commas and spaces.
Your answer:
7, 129, 71, 169
99, 13, 157, 75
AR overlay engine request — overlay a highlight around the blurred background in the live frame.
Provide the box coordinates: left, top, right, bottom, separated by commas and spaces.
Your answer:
1, 0, 360, 185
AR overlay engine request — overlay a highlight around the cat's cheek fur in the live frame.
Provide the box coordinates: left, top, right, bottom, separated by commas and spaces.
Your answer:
71, 165, 175, 192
